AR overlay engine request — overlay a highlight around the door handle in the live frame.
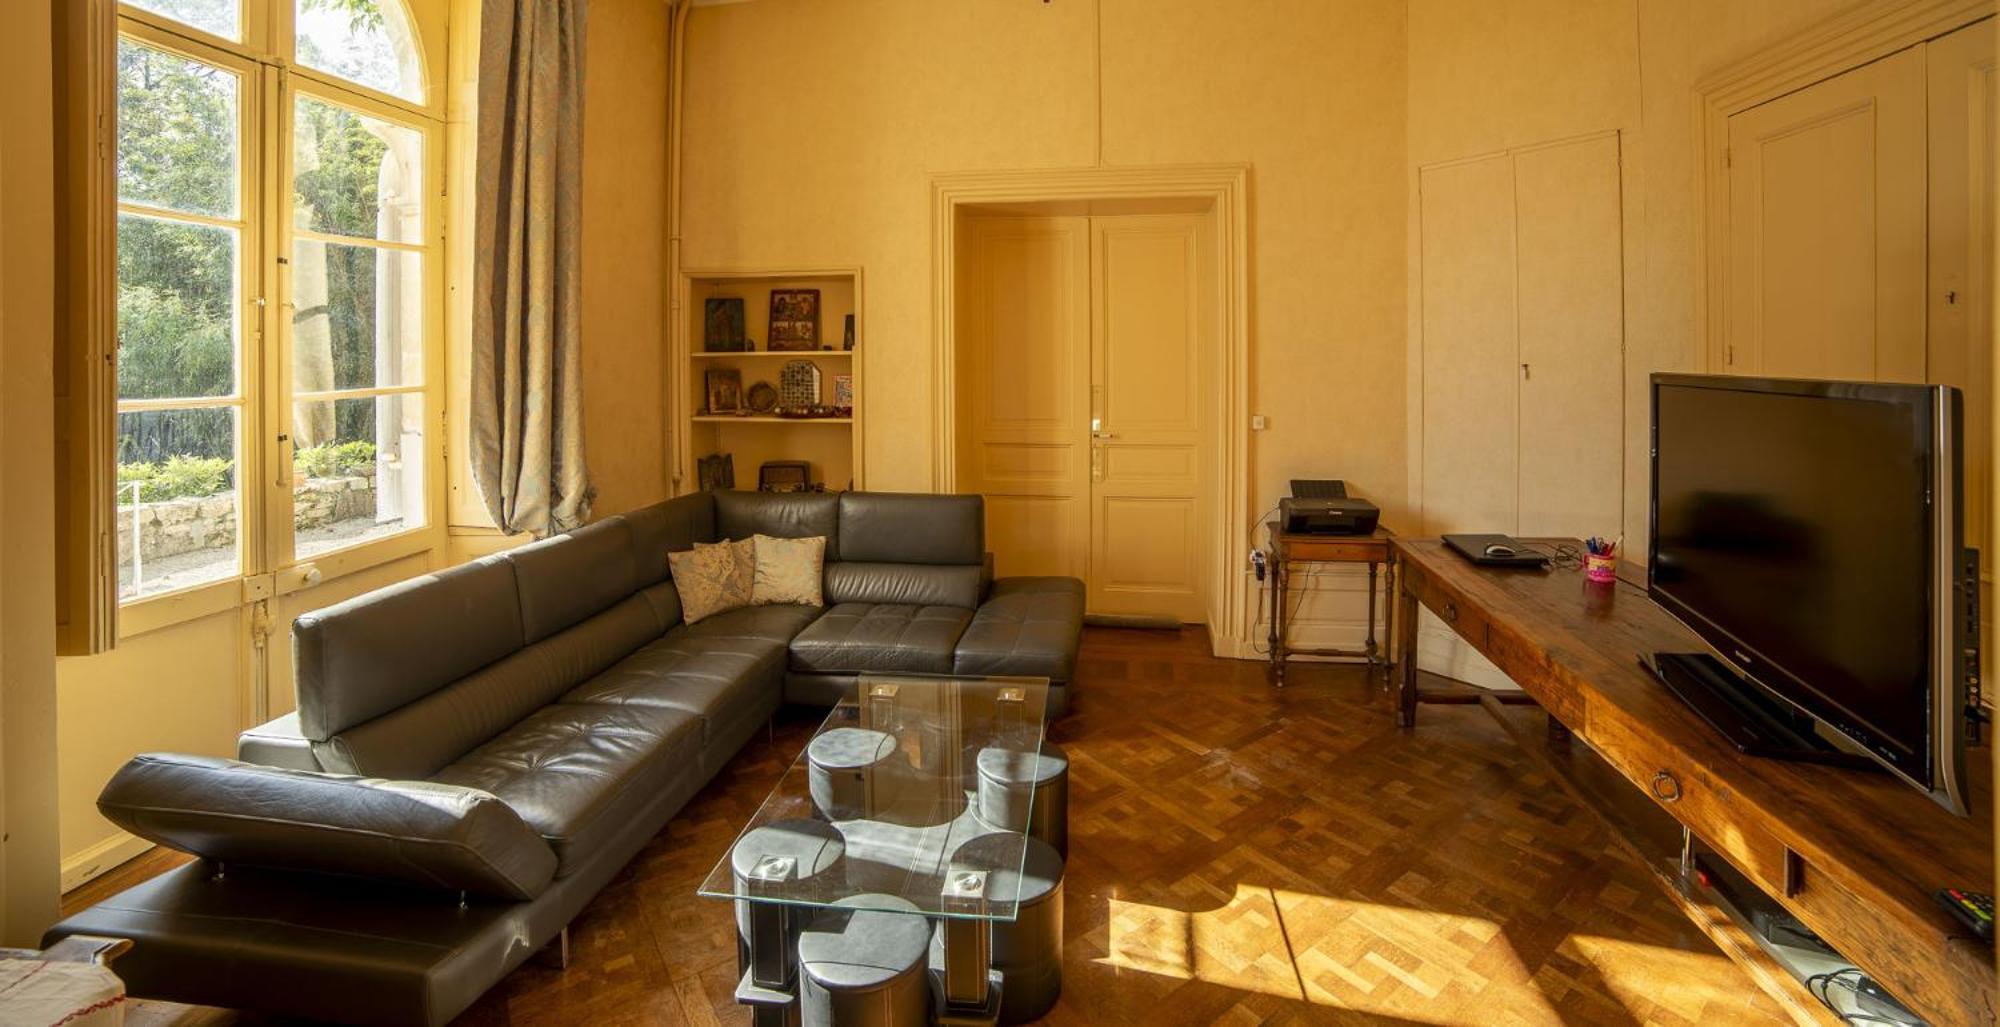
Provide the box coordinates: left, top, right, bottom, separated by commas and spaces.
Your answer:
1091, 431, 1116, 440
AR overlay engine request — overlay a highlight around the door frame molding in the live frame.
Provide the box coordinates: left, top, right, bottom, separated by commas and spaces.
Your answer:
1695, 0, 1994, 371
929, 164, 1251, 649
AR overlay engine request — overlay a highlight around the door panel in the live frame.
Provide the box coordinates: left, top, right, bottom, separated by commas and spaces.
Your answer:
1516, 135, 1625, 539
1926, 18, 1996, 681
1420, 154, 1519, 534
1089, 215, 1210, 622
957, 217, 1090, 580
1726, 47, 1926, 381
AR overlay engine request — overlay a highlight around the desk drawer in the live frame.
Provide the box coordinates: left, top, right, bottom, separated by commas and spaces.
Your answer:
1588, 711, 1791, 892
1404, 564, 1491, 652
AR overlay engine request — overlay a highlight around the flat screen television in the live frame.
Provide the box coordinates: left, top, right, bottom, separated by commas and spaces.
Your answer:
1648, 373, 1975, 815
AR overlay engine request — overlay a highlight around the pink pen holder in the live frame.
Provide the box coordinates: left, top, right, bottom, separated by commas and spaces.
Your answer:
1585, 552, 1617, 583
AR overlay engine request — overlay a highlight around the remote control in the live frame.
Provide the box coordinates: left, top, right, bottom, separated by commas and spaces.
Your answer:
1936, 888, 1994, 943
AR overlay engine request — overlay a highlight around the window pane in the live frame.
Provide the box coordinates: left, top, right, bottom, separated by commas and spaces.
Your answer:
295, 0, 425, 103
292, 240, 422, 390
292, 96, 424, 243
119, 214, 239, 400
117, 407, 240, 600
123, 0, 239, 42
293, 394, 425, 557
117, 39, 239, 218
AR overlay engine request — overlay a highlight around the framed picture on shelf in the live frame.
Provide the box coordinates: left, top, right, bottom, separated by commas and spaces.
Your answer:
704, 368, 743, 415
832, 374, 853, 408
703, 298, 748, 352
697, 453, 734, 491
842, 313, 855, 350
767, 289, 820, 351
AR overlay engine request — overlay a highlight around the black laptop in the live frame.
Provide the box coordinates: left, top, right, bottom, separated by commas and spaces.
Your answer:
1443, 533, 1551, 568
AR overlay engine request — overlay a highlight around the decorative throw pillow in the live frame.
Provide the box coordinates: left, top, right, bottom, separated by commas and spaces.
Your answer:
667, 538, 754, 623
752, 534, 826, 606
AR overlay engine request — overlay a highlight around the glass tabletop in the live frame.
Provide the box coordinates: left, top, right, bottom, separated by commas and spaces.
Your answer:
697, 674, 1050, 921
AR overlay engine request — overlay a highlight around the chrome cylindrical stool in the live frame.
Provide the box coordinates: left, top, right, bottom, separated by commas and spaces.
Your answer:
797, 894, 932, 1027
730, 819, 847, 978
928, 832, 1065, 1024
974, 741, 1069, 857
808, 727, 898, 820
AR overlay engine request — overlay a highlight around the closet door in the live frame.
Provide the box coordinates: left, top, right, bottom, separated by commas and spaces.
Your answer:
1926, 18, 1995, 677
1419, 154, 1519, 534
1725, 47, 1926, 381
1516, 135, 1624, 539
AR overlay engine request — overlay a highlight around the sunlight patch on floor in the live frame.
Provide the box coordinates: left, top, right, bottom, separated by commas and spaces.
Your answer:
1098, 883, 1561, 1024
1567, 932, 1760, 1023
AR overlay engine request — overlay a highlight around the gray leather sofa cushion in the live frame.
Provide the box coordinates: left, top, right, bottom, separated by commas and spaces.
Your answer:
316, 594, 667, 780
715, 490, 839, 559
430, 703, 700, 876
824, 561, 985, 609
98, 754, 557, 900
294, 555, 524, 740
682, 603, 823, 646
837, 491, 984, 565
562, 633, 785, 747
504, 517, 638, 643
625, 493, 718, 587
952, 577, 1085, 684
236, 712, 320, 772
789, 603, 974, 675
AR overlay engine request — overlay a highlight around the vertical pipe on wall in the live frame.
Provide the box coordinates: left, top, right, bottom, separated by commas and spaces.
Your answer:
664, 0, 691, 494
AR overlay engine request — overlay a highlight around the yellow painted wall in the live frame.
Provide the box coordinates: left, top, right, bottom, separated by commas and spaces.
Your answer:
1406, 0, 1861, 553
0, 0, 66, 943
678, 0, 1410, 526
581, 0, 673, 519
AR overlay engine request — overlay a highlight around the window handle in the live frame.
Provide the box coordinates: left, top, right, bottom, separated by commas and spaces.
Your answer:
276, 433, 293, 488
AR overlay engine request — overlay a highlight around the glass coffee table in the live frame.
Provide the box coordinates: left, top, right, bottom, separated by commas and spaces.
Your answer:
699, 675, 1053, 1026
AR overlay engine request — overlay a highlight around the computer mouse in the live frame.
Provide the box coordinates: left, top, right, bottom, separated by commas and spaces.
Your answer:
1483, 543, 1518, 558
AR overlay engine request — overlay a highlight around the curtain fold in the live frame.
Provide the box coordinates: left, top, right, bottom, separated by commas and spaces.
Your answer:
471, 0, 592, 535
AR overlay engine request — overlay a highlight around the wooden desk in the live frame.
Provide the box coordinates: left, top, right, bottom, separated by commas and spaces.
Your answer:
1392, 536, 1995, 1026
1265, 523, 1394, 687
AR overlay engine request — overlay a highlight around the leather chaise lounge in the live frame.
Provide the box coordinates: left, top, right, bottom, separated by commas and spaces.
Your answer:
44, 490, 1084, 1026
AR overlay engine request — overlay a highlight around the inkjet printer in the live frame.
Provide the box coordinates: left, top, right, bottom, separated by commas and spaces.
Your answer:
1280, 479, 1380, 536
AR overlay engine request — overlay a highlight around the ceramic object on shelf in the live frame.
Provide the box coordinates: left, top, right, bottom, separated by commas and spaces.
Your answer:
747, 381, 779, 414
780, 360, 822, 409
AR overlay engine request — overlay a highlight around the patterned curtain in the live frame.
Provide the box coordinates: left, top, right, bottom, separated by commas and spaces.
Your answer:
470, 0, 592, 535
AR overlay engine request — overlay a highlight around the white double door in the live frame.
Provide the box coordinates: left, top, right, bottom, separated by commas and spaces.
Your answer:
956, 213, 1215, 624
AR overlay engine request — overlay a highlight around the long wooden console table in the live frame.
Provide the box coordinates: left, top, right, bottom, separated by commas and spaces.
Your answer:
1392, 536, 1995, 1026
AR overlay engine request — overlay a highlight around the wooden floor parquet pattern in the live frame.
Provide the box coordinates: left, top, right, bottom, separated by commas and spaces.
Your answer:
78, 627, 1792, 1025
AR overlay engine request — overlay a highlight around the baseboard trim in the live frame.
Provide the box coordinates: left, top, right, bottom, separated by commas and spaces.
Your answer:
62, 831, 154, 893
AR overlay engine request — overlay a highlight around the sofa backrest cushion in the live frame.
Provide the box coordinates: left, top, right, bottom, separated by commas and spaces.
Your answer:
837, 492, 983, 565
294, 555, 525, 741
823, 562, 986, 609
715, 491, 839, 559
625, 492, 718, 586
99, 753, 558, 900
504, 517, 638, 644
314, 593, 670, 779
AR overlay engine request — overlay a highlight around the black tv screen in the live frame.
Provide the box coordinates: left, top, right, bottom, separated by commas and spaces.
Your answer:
1649, 375, 1961, 799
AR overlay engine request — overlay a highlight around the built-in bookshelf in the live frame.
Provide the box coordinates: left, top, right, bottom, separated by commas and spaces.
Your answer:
674, 268, 863, 492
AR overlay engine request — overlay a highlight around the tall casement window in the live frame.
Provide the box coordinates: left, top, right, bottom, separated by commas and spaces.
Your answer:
112, 0, 441, 608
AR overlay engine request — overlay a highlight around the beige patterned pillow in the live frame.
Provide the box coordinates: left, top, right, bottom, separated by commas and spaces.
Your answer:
666, 538, 754, 623
752, 534, 826, 607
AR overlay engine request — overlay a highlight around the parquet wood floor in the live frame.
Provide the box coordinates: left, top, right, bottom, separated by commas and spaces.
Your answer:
69, 627, 1791, 1026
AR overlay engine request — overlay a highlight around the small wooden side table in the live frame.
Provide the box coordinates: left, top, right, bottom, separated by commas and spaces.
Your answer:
1265, 522, 1396, 687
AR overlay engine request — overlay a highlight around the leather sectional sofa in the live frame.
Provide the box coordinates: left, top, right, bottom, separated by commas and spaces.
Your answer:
44, 490, 1084, 1025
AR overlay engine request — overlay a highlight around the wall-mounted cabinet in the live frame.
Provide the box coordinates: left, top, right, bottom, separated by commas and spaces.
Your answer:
674, 269, 863, 493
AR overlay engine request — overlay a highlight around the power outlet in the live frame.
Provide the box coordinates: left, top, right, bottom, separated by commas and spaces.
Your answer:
1251, 414, 1269, 431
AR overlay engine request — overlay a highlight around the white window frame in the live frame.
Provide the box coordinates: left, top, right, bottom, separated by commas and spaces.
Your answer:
110, 0, 449, 635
